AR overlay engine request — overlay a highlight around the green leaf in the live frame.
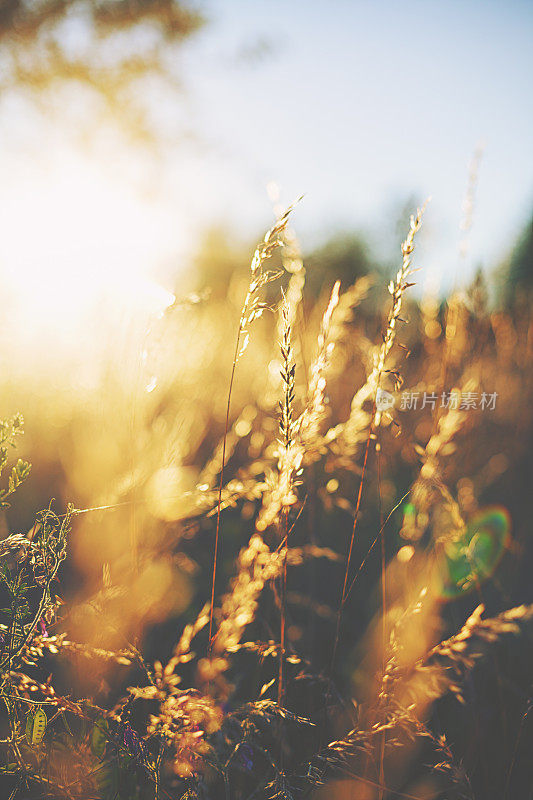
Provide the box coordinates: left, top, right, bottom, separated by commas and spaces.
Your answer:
91, 718, 110, 760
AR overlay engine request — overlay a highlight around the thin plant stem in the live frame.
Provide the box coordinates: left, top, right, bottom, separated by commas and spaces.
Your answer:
377, 441, 386, 800
342, 489, 411, 607
209, 331, 242, 652
207, 207, 295, 651
331, 204, 426, 674
330, 421, 374, 674
278, 506, 289, 707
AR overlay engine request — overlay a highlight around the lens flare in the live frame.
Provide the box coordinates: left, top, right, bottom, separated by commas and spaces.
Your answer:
437, 506, 511, 599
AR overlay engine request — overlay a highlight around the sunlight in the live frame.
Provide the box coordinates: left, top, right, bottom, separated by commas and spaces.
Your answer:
0, 148, 179, 356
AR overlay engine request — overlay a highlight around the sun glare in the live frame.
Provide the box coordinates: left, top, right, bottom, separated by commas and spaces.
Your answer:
0, 149, 179, 359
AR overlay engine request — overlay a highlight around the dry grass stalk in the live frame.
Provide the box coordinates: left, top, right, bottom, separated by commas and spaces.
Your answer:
197, 277, 371, 525
209, 204, 296, 649
276, 222, 306, 338
323, 206, 427, 460
372, 204, 427, 422
405, 379, 477, 543
23, 633, 134, 666
276, 296, 297, 705
331, 206, 427, 671
202, 296, 301, 704
256, 280, 347, 534
256, 297, 300, 533
326, 275, 372, 349
269, 182, 307, 348
198, 534, 285, 697
386, 603, 533, 713
298, 280, 340, 447
131, 670, 222, 778
299, 275, 373, 468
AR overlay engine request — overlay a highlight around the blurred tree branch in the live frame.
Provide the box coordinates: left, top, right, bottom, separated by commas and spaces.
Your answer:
0, 0, 204, 139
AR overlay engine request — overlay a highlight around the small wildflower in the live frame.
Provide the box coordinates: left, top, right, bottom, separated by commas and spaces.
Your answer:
122, 723, 145, 761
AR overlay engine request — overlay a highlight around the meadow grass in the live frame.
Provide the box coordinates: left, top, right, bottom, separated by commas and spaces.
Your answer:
0, 200, 531, 800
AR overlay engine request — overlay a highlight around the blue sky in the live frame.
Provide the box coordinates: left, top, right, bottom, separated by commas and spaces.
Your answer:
171, 0, 533, 286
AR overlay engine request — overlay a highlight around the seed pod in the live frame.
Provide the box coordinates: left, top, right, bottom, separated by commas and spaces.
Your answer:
25, 707, 47, 745
91, 719, 109, 759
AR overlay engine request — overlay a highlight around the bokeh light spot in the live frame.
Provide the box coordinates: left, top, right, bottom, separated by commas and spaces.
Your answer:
437, 506, 511, 599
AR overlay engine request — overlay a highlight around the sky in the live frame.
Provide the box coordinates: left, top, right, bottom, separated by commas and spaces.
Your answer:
0, 0, 532, 323
175, 0, 533, 285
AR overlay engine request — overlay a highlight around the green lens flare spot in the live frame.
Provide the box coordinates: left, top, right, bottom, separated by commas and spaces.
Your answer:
437, 506, 511, 599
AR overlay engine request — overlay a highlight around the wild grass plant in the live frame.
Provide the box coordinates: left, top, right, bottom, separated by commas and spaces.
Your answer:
0, 199, 532, 800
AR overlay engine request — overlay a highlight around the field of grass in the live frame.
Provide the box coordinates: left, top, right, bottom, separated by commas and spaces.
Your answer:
0, 196, 532, 800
